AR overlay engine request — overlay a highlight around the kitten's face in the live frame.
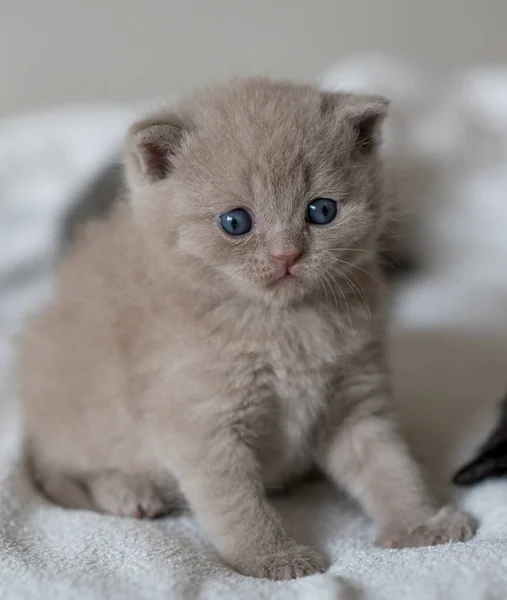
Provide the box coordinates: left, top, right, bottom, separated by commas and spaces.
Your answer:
126, 80, 388, 305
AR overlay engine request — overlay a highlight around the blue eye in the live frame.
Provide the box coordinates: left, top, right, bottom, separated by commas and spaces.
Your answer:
306, 198, 338, 225
219, 208, 253, 236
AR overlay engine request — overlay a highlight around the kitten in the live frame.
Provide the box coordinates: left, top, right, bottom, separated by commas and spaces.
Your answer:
454, 391, 507, 485
18, 78, 475, 580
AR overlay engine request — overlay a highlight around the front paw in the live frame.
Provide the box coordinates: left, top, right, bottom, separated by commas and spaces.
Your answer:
231, 543, 327, 580
377, 506, 477, 549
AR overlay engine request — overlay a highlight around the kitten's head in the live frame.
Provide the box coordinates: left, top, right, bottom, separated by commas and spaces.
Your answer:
125, 79, 389, 305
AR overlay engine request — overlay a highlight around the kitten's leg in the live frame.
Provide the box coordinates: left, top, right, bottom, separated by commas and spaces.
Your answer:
84, 471, 182, 518
32, 461, 181, 518
316, 356, 476, 549
168, 431, 326, 580
31, 466, 94, 510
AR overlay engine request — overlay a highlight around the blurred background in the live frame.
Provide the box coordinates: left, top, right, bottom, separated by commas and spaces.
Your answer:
2, 4, 507, 593
2, 0, 507, 117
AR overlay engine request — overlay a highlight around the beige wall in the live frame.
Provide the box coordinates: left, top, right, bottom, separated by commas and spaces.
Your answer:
1, 0, 507, 118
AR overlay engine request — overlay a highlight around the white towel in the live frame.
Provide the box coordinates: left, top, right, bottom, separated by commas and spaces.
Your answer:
1, 58, 507, 599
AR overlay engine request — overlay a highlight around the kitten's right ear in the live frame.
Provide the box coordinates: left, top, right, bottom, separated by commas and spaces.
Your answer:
125, 113, 193, 189
320, 91, 389, 154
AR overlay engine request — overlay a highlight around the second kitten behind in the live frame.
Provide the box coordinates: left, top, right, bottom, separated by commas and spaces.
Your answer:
454, 391, 507, 485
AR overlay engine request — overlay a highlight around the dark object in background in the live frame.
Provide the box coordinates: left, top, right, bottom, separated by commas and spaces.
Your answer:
378, 251, 417, 278
59, 160, 124, 252
453, 392, 507, 486
59, 158, 418, 280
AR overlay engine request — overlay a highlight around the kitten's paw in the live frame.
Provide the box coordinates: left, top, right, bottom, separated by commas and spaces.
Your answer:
88, 472, 172, 519
377, 506, 476, 549
232, 544, 327, 580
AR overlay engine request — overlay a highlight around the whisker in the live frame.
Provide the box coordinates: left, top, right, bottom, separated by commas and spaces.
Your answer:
331, 137, 380, 157
327, 264, 372, 322
318, 271, 332, 312
345, 271, 372, 322
323, 271, 339, 315
328, 247, 396, 270
318, 275, 343, 336
325, 269, 353, 331
335, 258, 387, 290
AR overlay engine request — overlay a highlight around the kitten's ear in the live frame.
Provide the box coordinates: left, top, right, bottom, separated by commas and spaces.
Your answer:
321, 92, 390, 154
125, 112, 193, 189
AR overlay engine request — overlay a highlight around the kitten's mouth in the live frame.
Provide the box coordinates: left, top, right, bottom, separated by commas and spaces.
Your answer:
267, 271, 297, 287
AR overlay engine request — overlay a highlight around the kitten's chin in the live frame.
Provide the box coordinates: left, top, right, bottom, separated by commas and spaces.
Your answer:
222, 269, 311, 306
258, 275, 310, 306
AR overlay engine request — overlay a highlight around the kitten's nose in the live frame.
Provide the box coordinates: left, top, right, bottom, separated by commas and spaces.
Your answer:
271, 251, 301, 270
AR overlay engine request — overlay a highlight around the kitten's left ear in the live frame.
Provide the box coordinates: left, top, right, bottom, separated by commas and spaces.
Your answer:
321, 92, 390, 154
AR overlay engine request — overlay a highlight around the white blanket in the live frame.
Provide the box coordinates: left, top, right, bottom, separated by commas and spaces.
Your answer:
1, 58, 507, 599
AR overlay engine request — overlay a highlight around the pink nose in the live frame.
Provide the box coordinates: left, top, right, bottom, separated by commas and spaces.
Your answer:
271, 251, 301, 269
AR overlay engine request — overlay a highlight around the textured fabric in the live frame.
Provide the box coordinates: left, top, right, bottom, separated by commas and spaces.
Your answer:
1, 59, 507, 599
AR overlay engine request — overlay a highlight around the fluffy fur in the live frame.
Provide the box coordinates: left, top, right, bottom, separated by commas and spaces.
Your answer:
18, 78, 475, 580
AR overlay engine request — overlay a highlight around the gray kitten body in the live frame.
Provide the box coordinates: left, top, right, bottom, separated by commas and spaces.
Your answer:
19, 79, 474, 580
